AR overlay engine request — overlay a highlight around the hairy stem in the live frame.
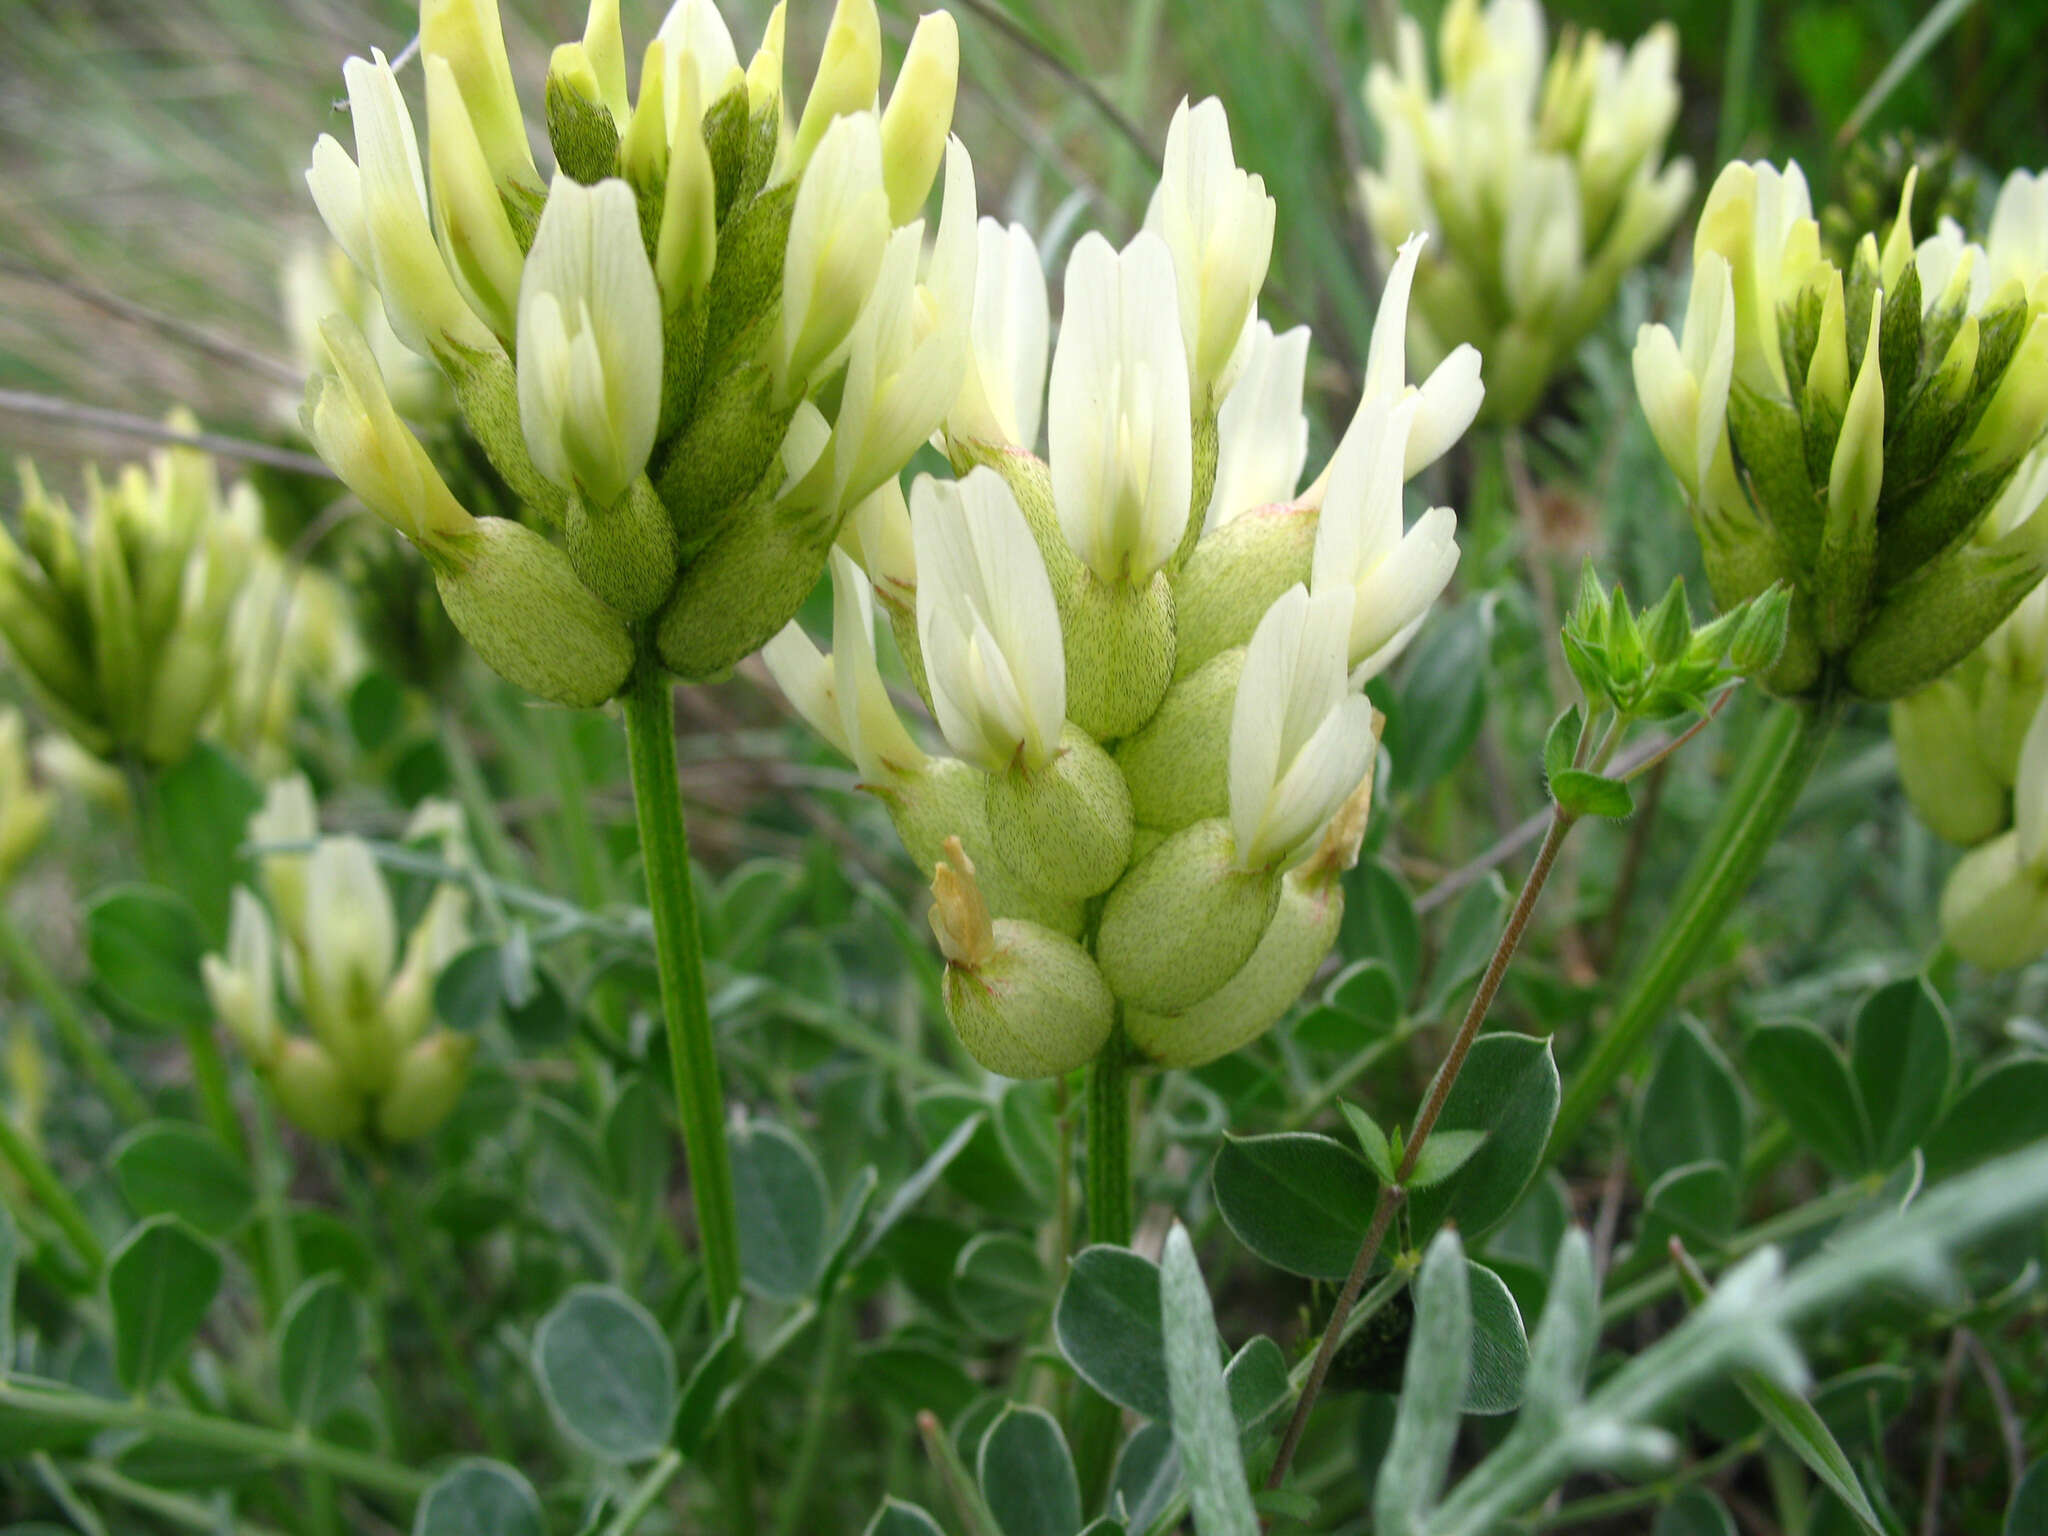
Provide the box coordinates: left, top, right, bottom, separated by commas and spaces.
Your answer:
1085, 1033, 1134, 1246
1549, 695, 1843, 1160
1268, 808, 1579, 1491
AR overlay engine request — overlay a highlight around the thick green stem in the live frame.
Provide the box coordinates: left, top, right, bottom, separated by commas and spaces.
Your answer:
621, 660, 742, 1315
1084, 1035, 1133, 1246
0, 1380, 430, 1501
0, 906, 149, 1127
1549, 696, 1844, 1160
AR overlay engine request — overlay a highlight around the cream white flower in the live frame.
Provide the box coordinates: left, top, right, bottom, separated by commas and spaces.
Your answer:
310, 50, 497, 364
1047, 230, 1193, 586
912, 468, 1065, 772
250, 774, 319, 948
202, 887, 281, 1064
421, 0, 542, 198
830, 549, 928, 780
1204, 321, 1309, 533
761, 619, 851, 757
1143, 97, 1276, 404
1311, 398, 1461, 683
789, 0, 882, 179
1941, 696, 2048, 969
878, 11, 959, 223
656, 0, 743, 119
777, 111, 892, 396
837, 475, 917, 612
516, 176, 664, 507
947, 219, 1050, 452
1987, 170, 2048, 296
423, 52, 526, 342
826, 139, 977, 512
1229, 584, 1380, 871
1692, 159, 1820, 396
1632, 249, 1737, 504
302, 836, 399, 1028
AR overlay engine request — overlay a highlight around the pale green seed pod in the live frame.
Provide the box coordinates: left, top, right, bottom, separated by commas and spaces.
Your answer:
885, 757, 1083, 934
1170, 503, 1317, 679
930, 839, 1113, 1079
268, 1037, 365, 1143
375, 1032, 477, 1142
1126, 864, 1343, 1068
563, 477, 677, 621
1094, 817, 1282, 1014
1938, 830, 2048, 970
1115, 647, 1243, 831
1891, 678, 2008, 846
1060, 569, 1176, 740
984, 724, 1134, 900
433, 516, 635, 707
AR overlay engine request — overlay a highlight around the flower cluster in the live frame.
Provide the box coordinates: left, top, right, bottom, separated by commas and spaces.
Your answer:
0, 430, 261, 767
767, 101, 1484, 1076
204, 778, 477, 1143
1890, 445, 2048, 967
301, 0, 975, 708
1636, 162, 2048, 701
1361, 0, 1692, 425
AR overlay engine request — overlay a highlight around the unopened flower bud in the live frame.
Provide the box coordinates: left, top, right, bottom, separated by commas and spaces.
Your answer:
202, 887, 283, 1067
1095, 817, 1281, 1014
424, 53, 526, 343
776, 111, 891, 395
1939, 830, 2048, 970
879, 12, 958, 223
269, 1037, 364, 1142
1892, 678, 2008, 846
421, 0, 542, 201
545, 42, 621, 183
946, 219, 1049, 453
375, 1032, 477, 1142
931, 838, 1114, 1078
434, 517, 635, 706
1815, 302, 1886, 651
790, 0, 882, 179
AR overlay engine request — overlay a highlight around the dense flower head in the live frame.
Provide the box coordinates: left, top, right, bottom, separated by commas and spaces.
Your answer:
1361, 0, 1693, 425
1636, 159, 2048, 702
766, 96, 1483, 1078
0, 432, 321, 768
300, 0, 973, 706
205, 778, 479, 1143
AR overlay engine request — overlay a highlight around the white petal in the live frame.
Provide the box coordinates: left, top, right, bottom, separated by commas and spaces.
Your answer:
762, 620, 850, 758
1363, 232, 1426, 405
1206, 321, 1310, 531
1406, 344, 1484, 476
829, 547, 926, 780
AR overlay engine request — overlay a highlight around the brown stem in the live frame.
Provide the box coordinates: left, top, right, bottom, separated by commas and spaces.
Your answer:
1267, 808, 1579, 1491
1920, 1330, 1970, 1536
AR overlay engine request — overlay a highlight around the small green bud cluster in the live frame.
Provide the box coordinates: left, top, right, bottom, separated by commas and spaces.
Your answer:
1360, 0, 1694, 425
1636, 159, 2048, 701
1561, 564, 1790, 723
0, 431, 262, 767
769, 100, 1488, 1077
302, 0, 971, 706
1820, 136, 1976, 268
0, 707, 53, 891
203, 777, 478, 1144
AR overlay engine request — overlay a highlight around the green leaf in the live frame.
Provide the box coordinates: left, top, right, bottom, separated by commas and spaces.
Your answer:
1340, 1102, 1397, 1185
86, 884, 211, 1033
857, 1337, 981, 1423
1923, 1057, 2048, 1181
1423, 875, 1509, 1019
912, 1089, 1043, 1223
0, 1207, 16, 1374
730, 1117, 831, 1300
978, 1405, 1081, 1536
1734, 1367, 1883, 1536
107, 1216, 221, 1393
854, 1110, 986, 1270
1110, 1423, 1180, 1533
434, 944, 503, 1034
865, 1499, 948, 1536
1161, 1226, 1258, 1536
1849, 980, 1954, 1168
1388, 596, 1493, 796
601, 1075, 668, 1211
1406, 1034, 1559, 1244
1340, 862, 1421, 1001
110, 1123, 254, 1237
146, 744, 261, 938
2009, 1456, 2048, 1536
1223, 1335, 1291, 1448
1634, 1016, 1746, 1185
532, 1284, 677, 1463
1640, 1161, 1740, 1251
1550, 769, 1634, 820
277, 1274, 365, 1429
413, 1460, 546, 1536
1745, 1021, 1870, 1177
504, 963, 575, 1048
1211, 1133, 1378, 1280
1543, 706, 1584, 786
672, 1300, 742, 1459
1327, 959, 1404, 1026
1463, 1261, 1530, 1416
816, 1165, 880, 1301
1407, 1130, 1489, 1191
1054, 1245, 1168, 1421
1654, 1488, 1737, 1536
1372, 1230, 1469, 1533
996, 1082, 1060, 1206
952, 1231, 1051, 1340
